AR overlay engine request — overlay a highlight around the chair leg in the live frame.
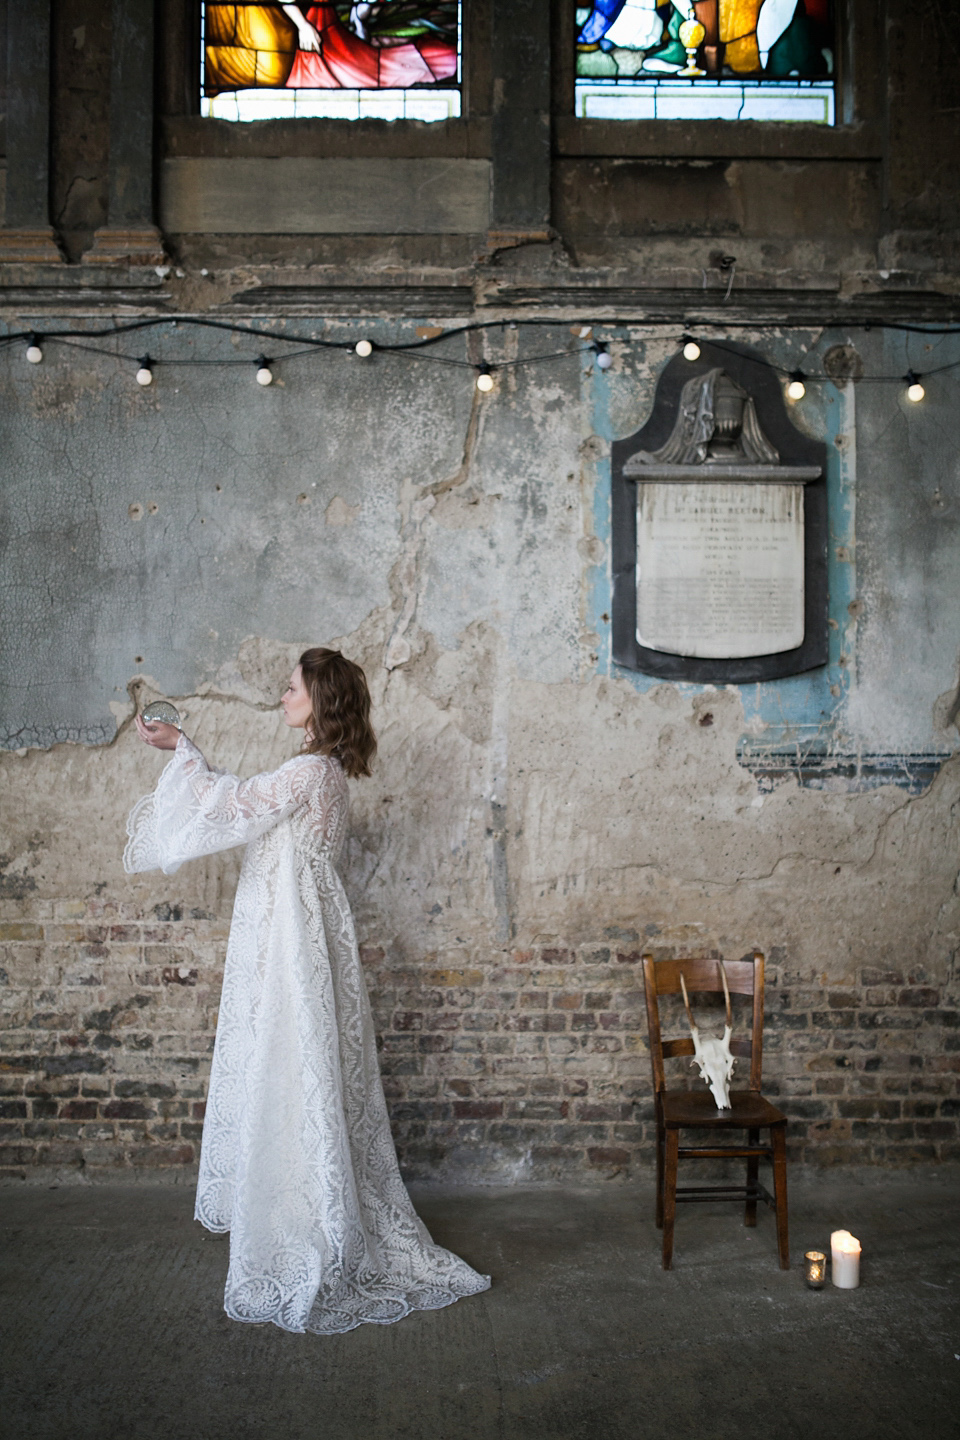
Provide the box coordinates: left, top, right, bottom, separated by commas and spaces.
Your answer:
655, 1121, 665, 1230
662, 1128, 679, 1270
745, 1127, 759, 1227
772, 1122, 789, 1270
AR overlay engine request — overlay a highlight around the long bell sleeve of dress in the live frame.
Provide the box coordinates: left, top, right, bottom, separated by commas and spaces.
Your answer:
123, 733, 311, 875
124, 735, 490, 1334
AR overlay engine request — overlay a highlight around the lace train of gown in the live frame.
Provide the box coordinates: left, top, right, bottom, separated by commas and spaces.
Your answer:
124, 735, 490, 1334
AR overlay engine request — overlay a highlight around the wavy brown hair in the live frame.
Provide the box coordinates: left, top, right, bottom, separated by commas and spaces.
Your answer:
299, 648, 376, 778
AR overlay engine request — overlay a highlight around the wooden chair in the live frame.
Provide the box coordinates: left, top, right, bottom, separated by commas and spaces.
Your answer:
642, 951, 789, 1271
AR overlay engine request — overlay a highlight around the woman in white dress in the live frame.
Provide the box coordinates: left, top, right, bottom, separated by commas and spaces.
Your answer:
124, 647, 490, 1334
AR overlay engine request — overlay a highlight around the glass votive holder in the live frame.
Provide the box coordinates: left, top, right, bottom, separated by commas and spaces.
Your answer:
804, 1250, 827, 1289
141, 701, 181, 729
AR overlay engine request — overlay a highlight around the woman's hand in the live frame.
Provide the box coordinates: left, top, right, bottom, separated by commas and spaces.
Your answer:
296, 19, 322, 51
135, 715, 183, 751
282, 4, 322, 51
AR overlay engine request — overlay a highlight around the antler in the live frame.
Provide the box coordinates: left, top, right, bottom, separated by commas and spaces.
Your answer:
718, 958, 732, 1030
679, 972, 698, 1035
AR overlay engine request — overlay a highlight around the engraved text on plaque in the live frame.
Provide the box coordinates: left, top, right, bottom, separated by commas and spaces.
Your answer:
636, 480, 805, 659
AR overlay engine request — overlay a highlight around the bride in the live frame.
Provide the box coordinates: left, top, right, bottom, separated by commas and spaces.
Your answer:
124, 647, 489, 1334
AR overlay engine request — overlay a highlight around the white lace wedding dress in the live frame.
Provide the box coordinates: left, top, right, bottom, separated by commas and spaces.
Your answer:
124, 735, 490, 1334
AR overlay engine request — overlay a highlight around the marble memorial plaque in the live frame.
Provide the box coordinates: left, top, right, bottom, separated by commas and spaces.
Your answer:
636, 481, 805, 659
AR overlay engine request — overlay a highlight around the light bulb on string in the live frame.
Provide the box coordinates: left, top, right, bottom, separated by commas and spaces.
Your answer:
354, 339, 373, 358
135, 356, 154, 386
593, 342, 613, 371
255, 356, 274, 386
682, 337, 701, 362
905, 370, 925, 403
25, 334, 43, 364
476, 365, 495, 393
787, 370, 806, 400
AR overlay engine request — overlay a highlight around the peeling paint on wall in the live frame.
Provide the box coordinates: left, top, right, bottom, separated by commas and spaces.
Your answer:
1, 321, 959, 1180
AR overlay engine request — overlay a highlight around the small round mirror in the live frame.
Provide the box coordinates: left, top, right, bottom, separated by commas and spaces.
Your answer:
141, 701, 181, 729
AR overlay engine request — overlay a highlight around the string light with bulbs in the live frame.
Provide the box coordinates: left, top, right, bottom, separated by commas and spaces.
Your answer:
677, 330, 957, 405
904, 370, 925, 403
3, 315, 958, 406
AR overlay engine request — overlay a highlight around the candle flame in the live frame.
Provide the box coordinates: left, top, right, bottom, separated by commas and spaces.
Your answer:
831, 1229, 861, 1254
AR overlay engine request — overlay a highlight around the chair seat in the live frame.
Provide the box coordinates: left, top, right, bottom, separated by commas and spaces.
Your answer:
661, 1088, 785, 1129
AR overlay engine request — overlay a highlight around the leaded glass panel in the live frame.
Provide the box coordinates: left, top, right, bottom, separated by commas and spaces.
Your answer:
203, 2, 461, 122
575, 0, 835, 122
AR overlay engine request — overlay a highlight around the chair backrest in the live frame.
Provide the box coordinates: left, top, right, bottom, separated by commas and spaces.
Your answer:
642, 951, 766, 1095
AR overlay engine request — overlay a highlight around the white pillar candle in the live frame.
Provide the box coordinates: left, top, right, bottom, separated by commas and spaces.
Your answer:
831, 1230, 861, 1289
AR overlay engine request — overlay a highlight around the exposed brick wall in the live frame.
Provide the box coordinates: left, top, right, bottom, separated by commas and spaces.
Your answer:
0, 903, 223, 1175
368, 942, 960, 1177
2, 906, 958, 1179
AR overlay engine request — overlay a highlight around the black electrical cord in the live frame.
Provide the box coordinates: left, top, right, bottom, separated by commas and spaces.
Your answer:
2, 315, 959, 383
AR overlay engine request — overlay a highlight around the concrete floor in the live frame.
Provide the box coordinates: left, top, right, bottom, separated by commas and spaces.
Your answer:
1, 1171, 958, 1440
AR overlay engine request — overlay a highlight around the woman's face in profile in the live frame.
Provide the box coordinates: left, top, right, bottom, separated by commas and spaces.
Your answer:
282, 666, 313, 730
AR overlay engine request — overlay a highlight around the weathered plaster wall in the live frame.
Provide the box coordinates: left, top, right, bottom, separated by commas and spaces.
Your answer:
1, 326, 958, 1180
1, 0, 958, 1181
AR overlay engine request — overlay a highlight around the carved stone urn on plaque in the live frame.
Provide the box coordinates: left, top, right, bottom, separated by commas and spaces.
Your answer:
611, 341, 828, 683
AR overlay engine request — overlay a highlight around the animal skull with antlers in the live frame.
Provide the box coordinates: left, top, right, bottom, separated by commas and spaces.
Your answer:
680, 961, 735, 1109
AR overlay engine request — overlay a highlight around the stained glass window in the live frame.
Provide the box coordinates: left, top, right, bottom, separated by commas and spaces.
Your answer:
575, 0, 835, 122
203, 3, 461, 121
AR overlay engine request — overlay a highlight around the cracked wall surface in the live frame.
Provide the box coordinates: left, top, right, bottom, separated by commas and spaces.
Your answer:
1, 322, 959, 1181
